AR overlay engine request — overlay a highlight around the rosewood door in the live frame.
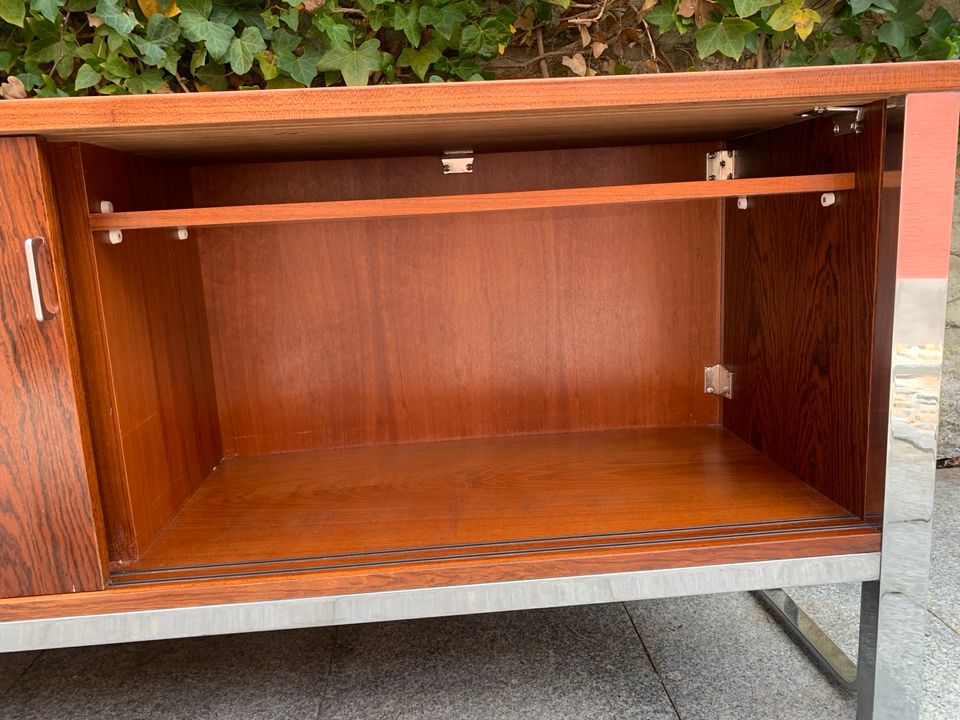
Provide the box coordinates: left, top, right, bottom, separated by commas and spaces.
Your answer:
0, 137, 105, 598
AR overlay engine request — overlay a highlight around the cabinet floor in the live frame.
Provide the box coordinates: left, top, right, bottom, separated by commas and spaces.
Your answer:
116, 427, 877, 583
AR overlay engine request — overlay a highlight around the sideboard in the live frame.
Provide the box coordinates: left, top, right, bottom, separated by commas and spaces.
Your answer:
0, 62, 958, 720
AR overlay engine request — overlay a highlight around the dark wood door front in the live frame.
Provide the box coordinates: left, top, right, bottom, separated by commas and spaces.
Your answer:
0, 137, 105, 598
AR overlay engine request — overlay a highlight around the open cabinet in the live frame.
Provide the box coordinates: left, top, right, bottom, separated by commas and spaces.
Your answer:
0, 63, 958, 720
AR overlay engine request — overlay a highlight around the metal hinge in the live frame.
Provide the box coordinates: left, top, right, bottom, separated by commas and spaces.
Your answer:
442, 151, 474, 174
704, 364, 733, 399
706, 150, 736, 181
798, 106, 866, 136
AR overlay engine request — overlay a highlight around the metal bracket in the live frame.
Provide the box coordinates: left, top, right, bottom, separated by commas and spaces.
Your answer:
442, 151, 474, 175
704, 364, 733, 399
798, 106, 866, 136
97, 200, 123, 245
706, 150, 736, 181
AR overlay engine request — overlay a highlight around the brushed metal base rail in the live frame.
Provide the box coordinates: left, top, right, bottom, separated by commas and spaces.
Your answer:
755, 588, 858, 691
0, 553, 879, 653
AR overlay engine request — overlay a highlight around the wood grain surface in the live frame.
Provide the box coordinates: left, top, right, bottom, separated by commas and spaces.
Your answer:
48, 144, 222, 562
119, 426, 872, 580
0, 138, 106, 598
722, 104, 887, 517
196, 143, 722, 455
0, 64, 956, 160
88, 174, 854, 232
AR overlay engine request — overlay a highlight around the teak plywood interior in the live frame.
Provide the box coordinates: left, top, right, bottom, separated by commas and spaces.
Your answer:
114, 427, 878, 585
7, 64, 950, 616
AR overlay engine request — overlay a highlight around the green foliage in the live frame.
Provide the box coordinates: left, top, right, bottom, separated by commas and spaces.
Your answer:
672, 0, 960, 65
0, 0, 955, 96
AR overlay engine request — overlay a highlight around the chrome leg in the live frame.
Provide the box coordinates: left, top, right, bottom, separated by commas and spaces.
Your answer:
754, 588, 857, 691
856, 580, 880, 719
855, 278, 945, 720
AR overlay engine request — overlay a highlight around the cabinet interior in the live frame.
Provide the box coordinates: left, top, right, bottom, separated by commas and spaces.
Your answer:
47, 104, 889, 583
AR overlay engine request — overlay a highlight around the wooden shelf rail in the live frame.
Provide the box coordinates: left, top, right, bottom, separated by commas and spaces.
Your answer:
88, 173, 856, 232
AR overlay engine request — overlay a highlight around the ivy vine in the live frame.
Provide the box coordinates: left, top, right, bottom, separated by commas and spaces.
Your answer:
0, 0, 955, 97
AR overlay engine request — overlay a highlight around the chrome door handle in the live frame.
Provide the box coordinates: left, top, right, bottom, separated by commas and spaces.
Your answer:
24, 236, 56, 322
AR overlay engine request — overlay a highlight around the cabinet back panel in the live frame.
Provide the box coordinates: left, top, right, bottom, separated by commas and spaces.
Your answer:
722, 105, 887, 518
50, 145, 223, 560
190, 144, 717, 204
195, 146, 721, 455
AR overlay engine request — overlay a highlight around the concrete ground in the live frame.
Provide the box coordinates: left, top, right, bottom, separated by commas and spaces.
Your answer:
1, 471, 958, 720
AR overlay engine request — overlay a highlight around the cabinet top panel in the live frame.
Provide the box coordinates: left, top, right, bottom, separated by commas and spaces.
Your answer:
0, 63, 957, 161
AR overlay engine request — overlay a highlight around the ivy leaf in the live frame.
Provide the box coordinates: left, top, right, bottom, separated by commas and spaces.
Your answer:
279, 5, 299, 30
146, 11, 179, 45
179, 0, 234, 59
733, 0, 777, 17
194, 61, 227, 90
393, 3, 421, 47
317, 39, 383, 86
460, 18, 510, 59
31, 0, 65, 22
0, 0, 26, 27
397, 39, 443, 79
645, 4, 678, 34
918, 37, 960, 60
23, 17, 61, 63
96, 0, 139, 34
848, 0, 874, 15
928, 6, 954, 40
419, 4, 466, 40
124, 67, 168, 93
768, 0, 821, 40
74, 61, 101, 90
226, 26, 266, 75
780, 42, 809, 65
133, 37, 167, 65
212, 1, 262, 29
101, 54, 133, 78
312, 13, 352, 46
876, 3, 926, 51
695, 17, 757, 58
278, 44, 321, 86
256, 50, 277, 79
270, 27, 300, 55
830, 46, 858, 64
133, 13, 179, 65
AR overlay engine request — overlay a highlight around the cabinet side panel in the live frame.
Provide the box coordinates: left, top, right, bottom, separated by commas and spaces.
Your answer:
722, 104, 886, 517
195, 145, 722, 455
0, 138, 106, 597
50, 144, 222, 561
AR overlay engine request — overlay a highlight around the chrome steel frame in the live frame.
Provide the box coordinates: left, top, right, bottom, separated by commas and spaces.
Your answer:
855, 276, 948, 719
0, 553, 879, 653
754, 588, 858, 691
